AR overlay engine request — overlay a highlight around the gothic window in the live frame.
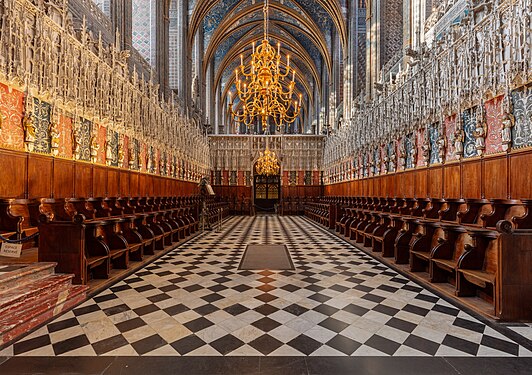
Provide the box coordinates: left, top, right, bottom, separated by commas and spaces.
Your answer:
132, 0, 157, 66
92, 0, 111, 16
169, 0, 179, 89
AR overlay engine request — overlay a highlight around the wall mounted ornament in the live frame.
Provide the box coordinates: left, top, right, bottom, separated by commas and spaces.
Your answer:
501, 112, 515, 151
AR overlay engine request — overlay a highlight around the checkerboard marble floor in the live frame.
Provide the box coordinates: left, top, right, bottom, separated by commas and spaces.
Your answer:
2, 216, 531, 358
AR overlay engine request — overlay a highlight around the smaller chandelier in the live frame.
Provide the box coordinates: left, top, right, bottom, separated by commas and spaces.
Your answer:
256, 147, 280, 176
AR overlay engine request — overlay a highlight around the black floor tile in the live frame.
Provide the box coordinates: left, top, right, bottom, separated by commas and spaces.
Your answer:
248, 334, 284, 355
184, 317, 214, 332
13, 335, 51, 355
210, 334, 246, 355
326, 334, 362, 355
365, 335, 401, 355
319, 317, 349, 333
115, 317, 147, 333
442, 334, 480, 356
403, 335, 440, 355
92, 334, 129, 355
170, 335, 206, 355
287, 335, 321, 355
164, 303, 189, 316
252, 317, 282, 332
52, 334, 91, 355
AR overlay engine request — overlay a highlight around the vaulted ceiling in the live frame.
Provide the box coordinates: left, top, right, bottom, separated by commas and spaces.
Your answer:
188, 0, 347, 110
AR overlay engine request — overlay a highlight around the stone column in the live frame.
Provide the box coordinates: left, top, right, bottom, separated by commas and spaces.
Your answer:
156, 0, 170, 97
194, 27, 205, 116
176, 0, 189, 106
111, 0, 132, 50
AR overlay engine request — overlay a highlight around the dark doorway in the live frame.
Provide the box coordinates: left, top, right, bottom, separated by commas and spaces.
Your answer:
253, 174, 280, 213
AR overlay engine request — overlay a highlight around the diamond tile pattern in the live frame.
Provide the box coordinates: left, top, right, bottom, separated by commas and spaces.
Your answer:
3, 216, 531, 357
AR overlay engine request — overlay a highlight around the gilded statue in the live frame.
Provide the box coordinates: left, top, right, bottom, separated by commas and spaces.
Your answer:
49, 121, 61, 156
117, 138, 125, 168
501, 113, 515, 152
90, 134, 100, 163
23, 112, 36, 152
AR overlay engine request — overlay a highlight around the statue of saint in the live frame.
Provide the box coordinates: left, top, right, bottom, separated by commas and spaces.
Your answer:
23, 112, 36, 152
473, 116, 487, 156
49, 121, 61, 156
453, 124, 465, 159
437, 134, 446, 163
117, 140, 125, 168
501, 113, 515, 152
90, 134, 100, 163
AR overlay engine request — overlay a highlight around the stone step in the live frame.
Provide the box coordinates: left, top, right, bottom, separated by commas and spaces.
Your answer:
0, 284, 88, 347
0, 262, 57, 293
0, 274, 74, 315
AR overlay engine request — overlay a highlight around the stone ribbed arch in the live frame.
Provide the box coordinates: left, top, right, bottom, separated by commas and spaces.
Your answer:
189, 0, 347, 55
203, 15, 331, 79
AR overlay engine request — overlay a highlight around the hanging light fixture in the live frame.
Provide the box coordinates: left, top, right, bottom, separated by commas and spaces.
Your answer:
255, 146, 280, 176
228, 0, 302, 133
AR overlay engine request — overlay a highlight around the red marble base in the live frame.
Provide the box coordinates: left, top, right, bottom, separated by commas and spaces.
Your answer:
0, 263, 88, 347
0, 263, 57, 293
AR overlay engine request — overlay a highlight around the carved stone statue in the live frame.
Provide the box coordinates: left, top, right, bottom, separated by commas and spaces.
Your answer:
117, 138, 125, 168
473, 116, 487, 156
398, 139, 406, 170
411, 136, 418, 167
128, 142, 136, 169
453, 123, 465, 159
105, 140, 113, 166
390, 150, 397, 172
23, 112, 36, 152
382, 152, 389, 174
501, 113, 515, 151
437, 134, 446, 163
422, 138, 431, 166
49, 121, 60, 156
90, 134, 100, 163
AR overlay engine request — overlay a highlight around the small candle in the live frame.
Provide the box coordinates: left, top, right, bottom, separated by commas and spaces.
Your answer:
240, 54, 243, 66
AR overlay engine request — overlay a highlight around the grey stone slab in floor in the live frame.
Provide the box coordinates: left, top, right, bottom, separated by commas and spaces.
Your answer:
239, 244, 295, 270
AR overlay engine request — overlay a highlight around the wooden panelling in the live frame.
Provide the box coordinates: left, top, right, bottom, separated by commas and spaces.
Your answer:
119, 171, 129, 197
0, 149, 198, 200
428, 167, 443, 198
325, 151, 531, 200
27, 154, 53, 199
414, 169, 428, 198
484, 157, 507, 199
53, 158, 74, 198
130, 172, 140, 196
510, 151, 532, 199
0, 150, 26, 198
443, 164, 461, 198
107, 169, 120, 197
93, 166, 107, 197
74, 163, 92, 198
462, 160, 482, 198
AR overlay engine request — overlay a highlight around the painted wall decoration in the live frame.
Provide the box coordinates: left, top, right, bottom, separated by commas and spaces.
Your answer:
405, 133, 414, 169
304, 171, 312, 185
462, 108, 477, 158
106, 128, 119, 166
485, 96, 504, 154
74, 118, 92, 162
0, 83, 24, 150
289, 171, 297, 185
229, 171, 237, 185
429, 123, 439, 165
96, 125, 107, 164
416, 128, 425, 166
445, 115, 456, 161
511, 86, 532, 149
57, 114, 73, 159
32, 98, 51, 154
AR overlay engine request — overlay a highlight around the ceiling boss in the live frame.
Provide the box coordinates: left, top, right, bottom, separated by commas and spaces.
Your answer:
228, 0, 302, 133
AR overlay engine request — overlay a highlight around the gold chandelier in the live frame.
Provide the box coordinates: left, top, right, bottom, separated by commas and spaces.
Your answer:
256, 146, 280, 176
228, 0, 302, 133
